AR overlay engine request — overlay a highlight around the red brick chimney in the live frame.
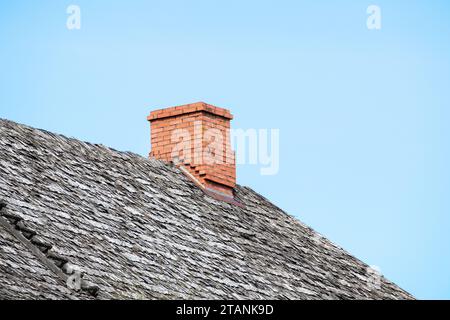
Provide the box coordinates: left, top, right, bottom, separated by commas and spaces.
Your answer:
147, 102, 236, 200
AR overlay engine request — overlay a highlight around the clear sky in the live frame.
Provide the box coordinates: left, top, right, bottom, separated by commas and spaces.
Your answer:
1, 0, 449, 299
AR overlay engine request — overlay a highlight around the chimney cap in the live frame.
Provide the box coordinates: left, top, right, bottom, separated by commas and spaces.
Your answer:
147, 102, 233, 122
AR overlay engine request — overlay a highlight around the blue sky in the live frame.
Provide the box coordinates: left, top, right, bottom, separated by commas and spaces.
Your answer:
1, 0, 449, 299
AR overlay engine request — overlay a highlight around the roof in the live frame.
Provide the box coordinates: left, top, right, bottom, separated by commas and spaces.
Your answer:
0, 118, 413, 300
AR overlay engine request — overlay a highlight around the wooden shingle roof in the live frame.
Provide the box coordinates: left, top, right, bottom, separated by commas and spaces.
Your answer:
0, 119, 413, 300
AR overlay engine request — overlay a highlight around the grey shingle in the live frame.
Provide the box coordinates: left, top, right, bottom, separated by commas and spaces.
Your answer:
0, 118, 413, 300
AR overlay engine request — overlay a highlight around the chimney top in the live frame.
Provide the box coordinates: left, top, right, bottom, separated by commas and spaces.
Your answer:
147, 102, 237, 203
147, 102, 233, 121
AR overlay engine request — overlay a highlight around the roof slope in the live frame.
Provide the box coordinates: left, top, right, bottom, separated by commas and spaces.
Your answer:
0, 119, 413, 300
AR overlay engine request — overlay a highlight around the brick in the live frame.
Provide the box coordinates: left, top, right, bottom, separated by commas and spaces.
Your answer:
148, 102, 236, 197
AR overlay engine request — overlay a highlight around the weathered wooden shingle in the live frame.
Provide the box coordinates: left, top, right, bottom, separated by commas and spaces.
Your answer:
0, 118, 413, 300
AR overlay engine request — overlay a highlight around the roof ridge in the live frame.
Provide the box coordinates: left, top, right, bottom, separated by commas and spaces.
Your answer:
0, 118, 167, 167
0, 118, 251, 190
